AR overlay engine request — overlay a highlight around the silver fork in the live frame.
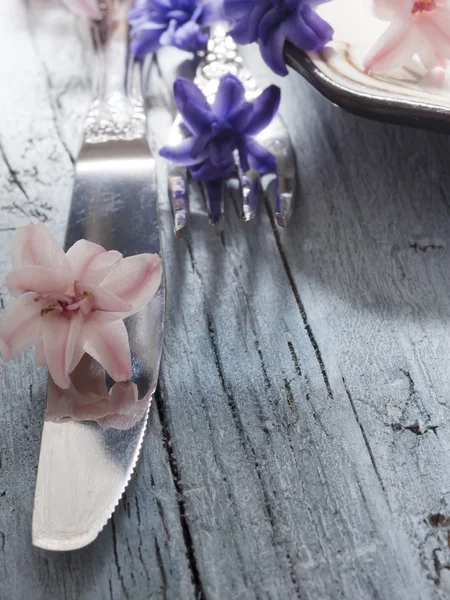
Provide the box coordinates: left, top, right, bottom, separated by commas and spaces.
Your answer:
32, 1, 165, 550
163, 24, 297, 236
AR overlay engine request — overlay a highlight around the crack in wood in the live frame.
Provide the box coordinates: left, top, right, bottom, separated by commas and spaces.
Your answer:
134, 496, 141, 526
284, 379, 299, 424
122, 490, 131, 519
391, 422, 438, 436
0, 142, 30, 202
26, 27, 75, 166
264, 198, 334, 400
156, 497, 170, 540
108, 579, 114, 600
155, 538, 168, 600
400, 369, 415, 400
204, 311, 302, 588
288, 342, 302, 377
342, 377, 388, 499
153, 387, 204, 599
408, 236, 445, 252
429, 514, 450, 528
111, 515, 130, 600
254, 337, 271, 389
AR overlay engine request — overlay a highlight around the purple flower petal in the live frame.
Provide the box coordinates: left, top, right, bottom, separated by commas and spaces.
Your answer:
173, 78, 214, 134
161, 74, 280, 199
259, 29, 288, 77
213, 74, 246, 120
224, 0, 334, 76
228, 1, 271, 44
200, 0, 225, 24
242, 85, 281, 136
171, 20, 208, 53
191, 158, 235, 182
246, 138, 277, 173
209, 138, 236, 168
203, 180, 224, 219
129, 0, 221, 56
283, 5, 333, 52
130, 27, 164, 58
160, 136, 209, 166
258, 6, 284, 45
227, 102, 254, 132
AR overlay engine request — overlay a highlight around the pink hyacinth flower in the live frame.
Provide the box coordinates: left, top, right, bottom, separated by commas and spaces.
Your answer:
364, 0, 450, 73
0, 223, 162, 389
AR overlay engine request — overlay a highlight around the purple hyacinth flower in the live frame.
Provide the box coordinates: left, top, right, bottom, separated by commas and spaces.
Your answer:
160, 73, 280, 184
224, 0, 334, 76
129, 0, 224, 58
160, 73, 280, 220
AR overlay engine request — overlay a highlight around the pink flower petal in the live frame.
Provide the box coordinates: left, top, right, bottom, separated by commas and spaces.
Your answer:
61, 0, 102, 19
69, 353, 109, 396
43, 311, 83, 389
5, 265, 71, 298
100, 254, 162, 317
98, 382, 144, 430
68, 340, 87, 375
364, 18, 420, 72
11, 223, 69, 271
418, 41, 446, 70
373, 0, 410, 20
420, 13, 450, 59
0, 292, 43, 360
66, 240, 122, 285
84, 284, 132, 313
65, 240, 104, 280
83, 319, 132, 383
83, 250, 123, 285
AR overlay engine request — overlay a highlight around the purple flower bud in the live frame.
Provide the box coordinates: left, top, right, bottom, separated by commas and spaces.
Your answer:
160, 73, 280, 183
129, 0, 224, 57
224, 0, 334, 76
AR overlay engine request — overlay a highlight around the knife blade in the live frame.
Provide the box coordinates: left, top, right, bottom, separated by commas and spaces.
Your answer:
32, 3, 165, 551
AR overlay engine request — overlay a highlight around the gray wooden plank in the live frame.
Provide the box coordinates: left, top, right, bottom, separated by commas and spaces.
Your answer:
2, 2, 450, 600
0, 4, 195, 600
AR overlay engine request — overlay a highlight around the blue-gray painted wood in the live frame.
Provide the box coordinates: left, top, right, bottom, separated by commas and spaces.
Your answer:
1, 2, 450, 599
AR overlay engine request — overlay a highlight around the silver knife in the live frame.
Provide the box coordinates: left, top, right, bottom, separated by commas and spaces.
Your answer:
32, 0, 165, 551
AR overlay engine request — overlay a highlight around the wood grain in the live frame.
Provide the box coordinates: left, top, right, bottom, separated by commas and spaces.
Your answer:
2, 2, 450, 599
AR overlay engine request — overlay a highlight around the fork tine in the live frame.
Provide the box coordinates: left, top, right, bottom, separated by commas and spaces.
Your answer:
203, 180, 225, 234
275, 170, 295, 228
230, 150, 259, 222
168, 165, 189, 238
257, 115, 296, 227
260, 169, 294, 228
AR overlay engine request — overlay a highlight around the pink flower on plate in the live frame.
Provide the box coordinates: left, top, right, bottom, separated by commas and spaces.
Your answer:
0, 224, 161, 389
364, 0, 450, 72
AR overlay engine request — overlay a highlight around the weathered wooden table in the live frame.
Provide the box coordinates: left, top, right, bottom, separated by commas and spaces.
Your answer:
3, 3, 450, 599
